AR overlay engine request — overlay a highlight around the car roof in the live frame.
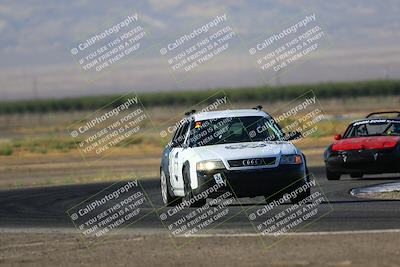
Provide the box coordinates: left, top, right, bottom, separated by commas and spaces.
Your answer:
192, 109, 271, 121
350, 111, 400, 124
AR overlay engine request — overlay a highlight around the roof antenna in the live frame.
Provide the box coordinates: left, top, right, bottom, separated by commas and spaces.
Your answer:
252, 105, 263, 110
185, 110, 196, 116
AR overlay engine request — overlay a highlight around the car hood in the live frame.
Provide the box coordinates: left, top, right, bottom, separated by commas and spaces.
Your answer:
332, 136, 400, 151
191, 141, 298, 160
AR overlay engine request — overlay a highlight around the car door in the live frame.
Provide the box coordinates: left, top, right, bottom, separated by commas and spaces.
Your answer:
169, 120, 191, 190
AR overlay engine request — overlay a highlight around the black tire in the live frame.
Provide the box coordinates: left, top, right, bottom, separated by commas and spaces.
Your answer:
160, 168, 182, 206
291, 168, 311, 204
182, 165, 207, 208
326, 167, 340, 180
350, 173, 363, 178
264, 192, 284, 203
265, 168, 311, 204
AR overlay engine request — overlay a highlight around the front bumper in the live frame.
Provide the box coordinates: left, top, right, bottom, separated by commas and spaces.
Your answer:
195, 164, 307, 198
325, 147, 400, 174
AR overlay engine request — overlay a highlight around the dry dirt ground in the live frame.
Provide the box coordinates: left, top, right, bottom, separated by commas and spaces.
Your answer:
0, 231, 399, 267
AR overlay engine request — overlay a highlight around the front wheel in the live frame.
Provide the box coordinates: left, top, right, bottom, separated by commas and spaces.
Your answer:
290, 167, 311, 204
160, 169, 181, 206
326, 167, 340, 180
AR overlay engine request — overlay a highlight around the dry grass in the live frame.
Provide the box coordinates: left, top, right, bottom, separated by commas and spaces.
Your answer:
0, 96, 398, 189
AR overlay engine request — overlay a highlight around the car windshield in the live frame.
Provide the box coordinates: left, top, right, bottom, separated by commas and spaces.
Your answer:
189, 116, 284, 147
346, 119, 400, 137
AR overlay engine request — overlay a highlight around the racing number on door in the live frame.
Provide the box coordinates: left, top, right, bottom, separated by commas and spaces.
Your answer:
169, 119, 191, 188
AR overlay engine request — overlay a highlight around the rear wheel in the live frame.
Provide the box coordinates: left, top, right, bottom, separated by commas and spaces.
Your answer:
326, 167, 340, 180
350, 173, 363, 178
183, 166, 207, 207
160, 169, 182, 206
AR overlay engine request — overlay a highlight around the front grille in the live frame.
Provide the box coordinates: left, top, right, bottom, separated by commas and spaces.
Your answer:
228, 157, 276, 168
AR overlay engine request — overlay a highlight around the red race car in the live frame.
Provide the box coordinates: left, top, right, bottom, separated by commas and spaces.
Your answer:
324, 111, 400, 180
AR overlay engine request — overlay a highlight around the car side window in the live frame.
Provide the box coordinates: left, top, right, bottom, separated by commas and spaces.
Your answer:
177, 121, 190, 146
355, 125, 368, 137
348, 124, 367, 137
171, 125, 182, 145
171, 124, 184, 147
182, 120, 193, 145
172, 121, 190, 147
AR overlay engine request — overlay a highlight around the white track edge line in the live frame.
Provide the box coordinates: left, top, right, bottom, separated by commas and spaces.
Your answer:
179, 229, 400, 237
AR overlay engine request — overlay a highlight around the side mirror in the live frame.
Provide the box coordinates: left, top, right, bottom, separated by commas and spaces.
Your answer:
286, 131, 302, 141
334, 134, 342, 140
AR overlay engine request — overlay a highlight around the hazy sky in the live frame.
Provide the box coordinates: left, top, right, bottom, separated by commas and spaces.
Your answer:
0, 0, 399, 100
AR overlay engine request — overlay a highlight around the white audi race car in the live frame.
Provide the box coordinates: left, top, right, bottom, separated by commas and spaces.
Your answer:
160, 107, 310, 207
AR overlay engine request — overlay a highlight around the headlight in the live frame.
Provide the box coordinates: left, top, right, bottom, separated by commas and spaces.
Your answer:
196, 160, 225, 171
280, 154, 302, 165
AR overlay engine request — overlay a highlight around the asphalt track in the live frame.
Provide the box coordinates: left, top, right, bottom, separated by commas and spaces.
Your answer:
0, 167, 399, 233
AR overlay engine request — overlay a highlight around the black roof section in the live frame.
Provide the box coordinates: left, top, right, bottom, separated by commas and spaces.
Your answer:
366, 111, 400, 118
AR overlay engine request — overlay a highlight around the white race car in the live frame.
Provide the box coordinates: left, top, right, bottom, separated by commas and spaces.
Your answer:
160, 107, 310, 207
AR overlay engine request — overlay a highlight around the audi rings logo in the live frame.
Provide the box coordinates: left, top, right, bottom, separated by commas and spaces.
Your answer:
242, 159, 262, 166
